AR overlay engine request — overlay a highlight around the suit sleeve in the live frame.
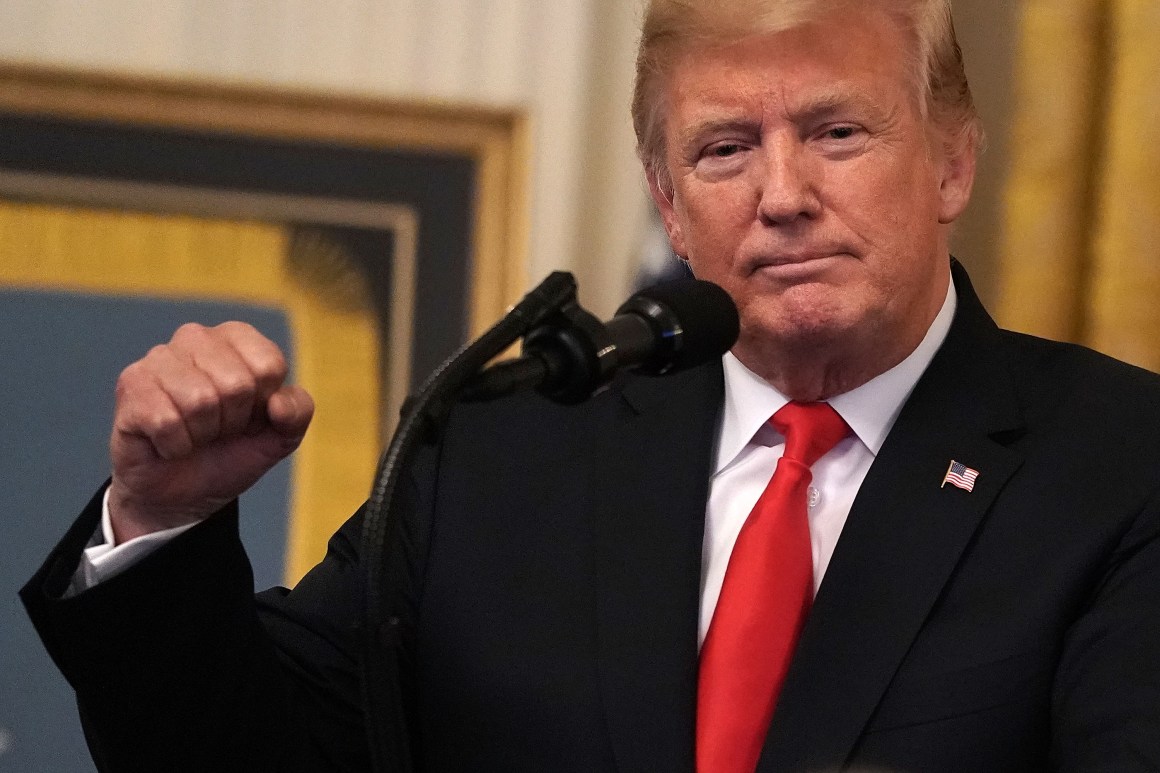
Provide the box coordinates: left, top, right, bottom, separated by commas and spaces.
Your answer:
1051, 482, 1160, 770
19, 433, 437, 773
19, 481, 372, 772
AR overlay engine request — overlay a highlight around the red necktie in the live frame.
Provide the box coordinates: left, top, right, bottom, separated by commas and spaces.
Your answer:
696, 402, 849, 773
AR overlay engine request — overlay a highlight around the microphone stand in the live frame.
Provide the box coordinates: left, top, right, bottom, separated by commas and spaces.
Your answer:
359, 271, 581, 773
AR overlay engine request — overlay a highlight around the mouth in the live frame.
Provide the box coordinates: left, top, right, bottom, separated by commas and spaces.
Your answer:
746, 251, 848, 277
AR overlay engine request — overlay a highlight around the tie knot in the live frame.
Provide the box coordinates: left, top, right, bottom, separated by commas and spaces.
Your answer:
771, 402, 848, 467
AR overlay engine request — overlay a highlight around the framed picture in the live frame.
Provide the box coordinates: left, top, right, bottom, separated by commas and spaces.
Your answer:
0, 64, 528, 770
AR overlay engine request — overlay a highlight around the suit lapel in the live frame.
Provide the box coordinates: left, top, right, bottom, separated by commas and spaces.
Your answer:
590, 363, 723, 773
760, 264, 1027, 771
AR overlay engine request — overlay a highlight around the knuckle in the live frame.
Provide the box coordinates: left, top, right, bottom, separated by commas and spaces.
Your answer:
181, 385, 221, 419
218, 321, 286, 378
172, 322, 209, 342
115, 358, 158, 402
141, 344, 172, 366
139, 406, 184, 441
253, 349, 288, 381
116, 360, 144, 389
217, 320, 257, 336
217, 371, 257, 402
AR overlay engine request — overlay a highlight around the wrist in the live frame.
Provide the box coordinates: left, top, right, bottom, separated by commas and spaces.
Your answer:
106, 483, 210, 544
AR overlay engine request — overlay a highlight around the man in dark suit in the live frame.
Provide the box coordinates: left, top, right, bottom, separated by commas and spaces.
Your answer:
21, 0, 1160, 771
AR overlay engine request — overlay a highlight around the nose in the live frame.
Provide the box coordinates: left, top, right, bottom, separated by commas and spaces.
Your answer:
756, 138, 821, 225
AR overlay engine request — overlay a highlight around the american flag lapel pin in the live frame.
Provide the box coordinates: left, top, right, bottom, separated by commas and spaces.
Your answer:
942, 460, 979, 492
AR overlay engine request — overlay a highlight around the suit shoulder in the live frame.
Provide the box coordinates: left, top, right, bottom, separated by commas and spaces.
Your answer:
995, 329, 1160, 464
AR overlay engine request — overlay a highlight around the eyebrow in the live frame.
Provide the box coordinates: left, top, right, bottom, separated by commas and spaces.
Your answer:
671, 85, 893, 155
675, 117, 761, 153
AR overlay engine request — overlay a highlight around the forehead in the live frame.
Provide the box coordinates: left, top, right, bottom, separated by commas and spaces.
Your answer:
661, 6, 916, 127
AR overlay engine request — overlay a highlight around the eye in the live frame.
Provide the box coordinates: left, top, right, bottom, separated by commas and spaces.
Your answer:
812, 124, 868, 157
824, 126, 858, 140
707, 142, 744, 158
692, 137, 752, 179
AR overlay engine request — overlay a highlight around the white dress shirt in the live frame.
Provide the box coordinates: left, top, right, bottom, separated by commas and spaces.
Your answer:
699, 280, 957, 646
76, 280, 958, 619
68, 489, 197, 596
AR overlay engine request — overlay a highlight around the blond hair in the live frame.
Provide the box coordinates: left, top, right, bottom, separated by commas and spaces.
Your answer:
633, 0, 982, 188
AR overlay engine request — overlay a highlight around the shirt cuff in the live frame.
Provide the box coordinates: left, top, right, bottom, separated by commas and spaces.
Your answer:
66, 488, 199, 596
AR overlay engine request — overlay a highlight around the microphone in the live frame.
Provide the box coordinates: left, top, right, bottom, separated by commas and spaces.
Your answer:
461, 278, 739, 404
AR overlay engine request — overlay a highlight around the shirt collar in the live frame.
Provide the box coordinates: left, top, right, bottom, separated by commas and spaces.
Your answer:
714, 277, 958, 473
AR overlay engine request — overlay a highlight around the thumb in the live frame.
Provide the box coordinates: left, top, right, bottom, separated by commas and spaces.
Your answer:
264, 384, 315, 447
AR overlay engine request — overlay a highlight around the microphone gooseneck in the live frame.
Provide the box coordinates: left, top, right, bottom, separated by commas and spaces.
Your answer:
461, 278, 740, 404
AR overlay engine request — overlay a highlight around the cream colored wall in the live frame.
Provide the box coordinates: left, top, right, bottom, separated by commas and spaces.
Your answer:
0, 0, 651, 316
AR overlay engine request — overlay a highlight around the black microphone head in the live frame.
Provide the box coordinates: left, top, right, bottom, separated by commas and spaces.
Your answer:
616, 278, 739, 375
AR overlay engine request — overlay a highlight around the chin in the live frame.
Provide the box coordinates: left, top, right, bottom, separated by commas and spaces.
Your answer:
742, 290, 865, 344
740, 315, 853, 357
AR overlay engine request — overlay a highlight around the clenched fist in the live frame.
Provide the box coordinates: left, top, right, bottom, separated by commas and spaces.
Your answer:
107, 321, 314, 543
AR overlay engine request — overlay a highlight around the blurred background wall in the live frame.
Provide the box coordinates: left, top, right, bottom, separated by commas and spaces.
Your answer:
0, 0, 650, 317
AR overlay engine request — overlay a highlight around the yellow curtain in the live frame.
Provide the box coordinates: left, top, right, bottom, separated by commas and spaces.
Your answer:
998, 0, 1160, 373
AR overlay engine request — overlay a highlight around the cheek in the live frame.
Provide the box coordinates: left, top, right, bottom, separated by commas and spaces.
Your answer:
676, 191, 751, 264
837, 163, 944, 257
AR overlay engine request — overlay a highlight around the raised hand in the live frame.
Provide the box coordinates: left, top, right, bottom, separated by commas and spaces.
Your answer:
107, 321, 315, 543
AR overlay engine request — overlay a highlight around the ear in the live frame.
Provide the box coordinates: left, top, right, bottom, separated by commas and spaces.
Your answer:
646, 169, 689, 258
937, 135, 977, 225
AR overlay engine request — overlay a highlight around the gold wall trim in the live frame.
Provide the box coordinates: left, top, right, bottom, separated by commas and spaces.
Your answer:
0, 168, 417, 435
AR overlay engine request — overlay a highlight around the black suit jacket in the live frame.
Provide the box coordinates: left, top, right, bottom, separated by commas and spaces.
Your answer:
22, 263, 1160, 772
